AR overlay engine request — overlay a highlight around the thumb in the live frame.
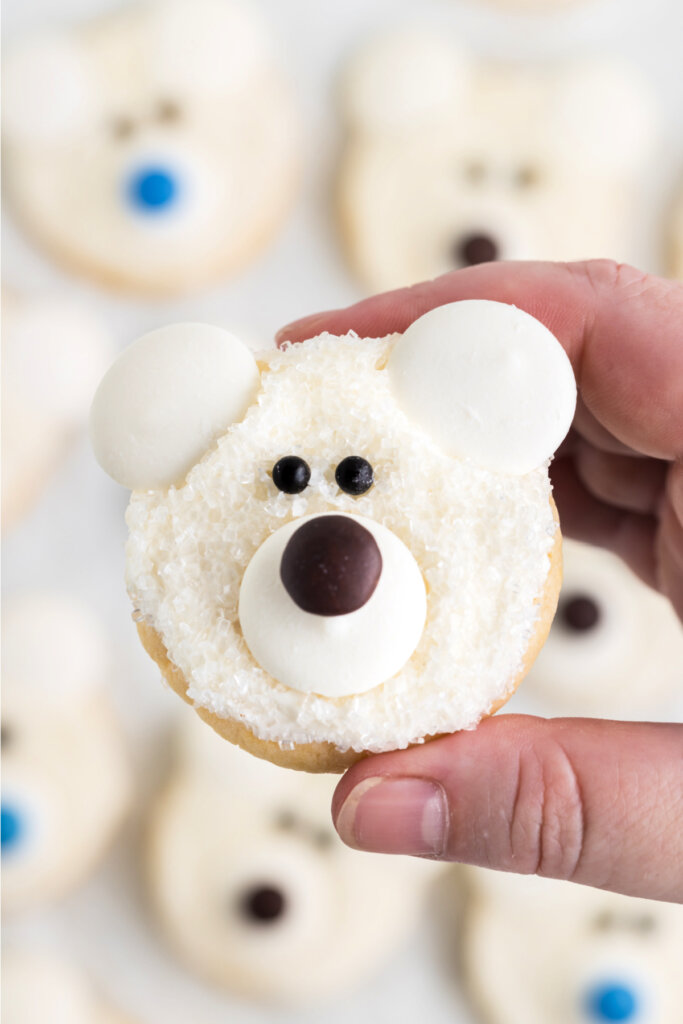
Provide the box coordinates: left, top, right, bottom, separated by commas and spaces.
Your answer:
332, 716, 683, 902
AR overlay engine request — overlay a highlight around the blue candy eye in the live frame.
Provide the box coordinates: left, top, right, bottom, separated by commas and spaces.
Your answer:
585, 981, 639, 1021
127, 166, 179, 212
1, 804, 24, 853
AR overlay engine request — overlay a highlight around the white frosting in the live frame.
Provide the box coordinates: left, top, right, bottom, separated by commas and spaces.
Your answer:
342, 29, 468, 131
3, 2, 299, 295
238, 513, 427, 698
338, 40, 656, 291
148, 714, 439, 1004
464, 870, 683, 1024
389, 301, 576, 475
2, 592, 108, 699
523, 539, 683, 718
2, 35, 93, 143
126, 333, 557, 754
90, 323, 260, 490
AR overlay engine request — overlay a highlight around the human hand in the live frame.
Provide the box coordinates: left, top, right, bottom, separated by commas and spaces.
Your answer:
277, 260, 683, 902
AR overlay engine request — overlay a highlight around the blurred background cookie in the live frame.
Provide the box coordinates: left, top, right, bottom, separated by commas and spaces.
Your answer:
2, 593, 131, 914
463, 869, 683, 1024
147, 714, 441, 1005
2, 0, 299, 296
1, 291, 113, 532
520, 539, 683, 719
2, 947, 136, 1024
337, 30, 656, 291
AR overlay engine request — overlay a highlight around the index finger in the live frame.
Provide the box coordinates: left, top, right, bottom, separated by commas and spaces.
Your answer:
276, 260, 683, 460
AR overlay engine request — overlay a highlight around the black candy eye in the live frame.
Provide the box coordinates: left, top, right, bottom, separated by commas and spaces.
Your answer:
110, 115, 135, 140
272, 456, 310, 494
1, 723, 11, 752
335, 456, 374, 495
240, 884, 287, 924
155, 98, 182, 124
559, 593, 601, 632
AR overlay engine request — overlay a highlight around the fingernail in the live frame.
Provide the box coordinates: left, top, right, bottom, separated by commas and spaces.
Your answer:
275, 314, 327, 345
335, 776, 448, 857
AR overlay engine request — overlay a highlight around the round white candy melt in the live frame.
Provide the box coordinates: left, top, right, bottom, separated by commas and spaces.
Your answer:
389, 300, 577, 475
238, 513, 427, 698
89, 323, 260, 490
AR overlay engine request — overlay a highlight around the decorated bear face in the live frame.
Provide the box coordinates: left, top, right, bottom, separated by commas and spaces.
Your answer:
520, 539, 683, 719
1, 290, 112, 532
148, 713, 441, 1005
91, 302, 576, 768
1, 594, 131, 913
2, 0, 298, 296
463, 870, 683, 1024
337, 30, 656, 291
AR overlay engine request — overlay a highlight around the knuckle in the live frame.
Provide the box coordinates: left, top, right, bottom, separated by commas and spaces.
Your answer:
508, 740, 585, 881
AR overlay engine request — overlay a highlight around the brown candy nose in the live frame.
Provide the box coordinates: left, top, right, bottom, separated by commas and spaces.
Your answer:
455, 232, 499, 267
280, 515, 382, 617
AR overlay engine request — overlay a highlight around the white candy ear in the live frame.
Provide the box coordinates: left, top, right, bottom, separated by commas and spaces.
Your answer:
89, 323, 260, 490
2, 34, 93, 143
389, 301, 576, 475
149, 0, 271, 99
552, 61, 656, 174
341, 29, 469, 132
2, 593, 107, 699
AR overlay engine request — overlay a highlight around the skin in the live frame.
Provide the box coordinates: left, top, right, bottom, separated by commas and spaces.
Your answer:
276, 260, 683, 902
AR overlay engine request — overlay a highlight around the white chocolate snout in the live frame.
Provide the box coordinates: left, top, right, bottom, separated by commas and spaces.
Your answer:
238, 513, 427, 698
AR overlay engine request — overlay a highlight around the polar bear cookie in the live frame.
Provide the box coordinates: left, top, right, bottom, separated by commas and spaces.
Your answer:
148, 714, 440, 1004
523, 539, 683, 719
2, 0, 298, 296
2, 948, 135, 1024
337, 31, 655, 291
90, 301, 575, 772
2, 291, 113, 532
463, 870, 683, 1024
2, 593, 131, 913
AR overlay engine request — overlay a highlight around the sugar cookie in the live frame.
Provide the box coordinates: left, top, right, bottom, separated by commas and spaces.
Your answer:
338, 31, 656, 291
147, 714, 440, 1005
463, 869, 683, 1024
2, 593, 131, 913
1, 291, 112, 532
91, 301, 575, 772
523, 539, 682, 718
2, 0, 298, 296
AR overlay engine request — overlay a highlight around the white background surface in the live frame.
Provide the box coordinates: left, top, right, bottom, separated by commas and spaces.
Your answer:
3, 0, 683, 1021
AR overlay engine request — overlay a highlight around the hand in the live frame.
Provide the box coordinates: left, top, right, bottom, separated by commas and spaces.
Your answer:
277, 260, 683, 902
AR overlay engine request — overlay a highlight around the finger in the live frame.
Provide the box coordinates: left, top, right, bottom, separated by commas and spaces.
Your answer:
573, 441, 669, 515
658, 490, 683, 622
572, 399, 643, 457
277, 260, 683, 460
550, 457, 659, 587
332, 716, 683, 902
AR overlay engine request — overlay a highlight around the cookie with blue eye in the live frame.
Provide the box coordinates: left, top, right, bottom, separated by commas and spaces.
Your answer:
463, 870, 683, 1024
3, 948, 137, 1024
2, 0, 298, 296
147, 714, 441, 1006
90, 300, 576, 772
2, 594, 131, 914
521, 540, 683, 719
336, 29, 655, 292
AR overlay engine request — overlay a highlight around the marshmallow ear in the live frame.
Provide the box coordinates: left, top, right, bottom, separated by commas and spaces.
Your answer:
552, 61, 656, 174
2, 593, 107, 700
341, 29, 469, 132
149, 0, 272, 99
89, 323, 260, 491
388, 301, 576, 475
2, 34, 94, 144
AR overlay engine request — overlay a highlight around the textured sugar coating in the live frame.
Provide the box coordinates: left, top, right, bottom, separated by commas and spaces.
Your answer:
126, 334, 557, 753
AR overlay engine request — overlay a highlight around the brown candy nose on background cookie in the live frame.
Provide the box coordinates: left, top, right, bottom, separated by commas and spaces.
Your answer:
280, 515, 383, 617
454, 232, 499, 267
